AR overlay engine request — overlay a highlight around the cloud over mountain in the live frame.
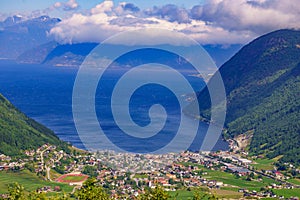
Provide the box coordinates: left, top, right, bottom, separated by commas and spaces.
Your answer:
49, 0, 300, 45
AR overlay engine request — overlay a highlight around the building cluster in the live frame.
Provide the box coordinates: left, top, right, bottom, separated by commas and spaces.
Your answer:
95, 150, 179, 172
0, 144, 299, 199
0, 154, 25, 171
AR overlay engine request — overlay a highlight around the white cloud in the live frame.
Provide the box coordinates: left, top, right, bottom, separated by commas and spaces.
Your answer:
64, 0, 79, 11
105, 28, 196, 46
50, 0, 300, 45
53, 0, 79, 11
54, 2, 62, 8
91, 1, 114, 14
199, 0, 300, 33
145, 4, 190, 23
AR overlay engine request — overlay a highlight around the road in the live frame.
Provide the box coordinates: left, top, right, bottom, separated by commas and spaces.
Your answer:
200, 152, 300, 188
40, 146, 63, 182
40, 146, 51, 171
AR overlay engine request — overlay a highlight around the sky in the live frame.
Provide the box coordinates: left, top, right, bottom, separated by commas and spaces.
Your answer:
0, 0, 204, 14
1, 0, 300, 45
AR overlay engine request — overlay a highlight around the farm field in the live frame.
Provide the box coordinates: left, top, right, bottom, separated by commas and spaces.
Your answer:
168, 190, 194, 199
0, 170, 73, 194
202, 168, 278, 191
211, 188, 242, 199
250, 158, 275, 171
272, 188, 300, 198
287, 178, 300, 186
56, 173, 89, 183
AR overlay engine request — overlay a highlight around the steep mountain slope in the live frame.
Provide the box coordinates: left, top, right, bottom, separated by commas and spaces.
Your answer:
0, 93, 68, 156
185, 29, 300, 165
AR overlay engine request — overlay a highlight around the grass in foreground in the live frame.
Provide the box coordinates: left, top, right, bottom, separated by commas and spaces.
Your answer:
168, 190, 194, 200
0, 170, 73, 194
168, 188, 213, 200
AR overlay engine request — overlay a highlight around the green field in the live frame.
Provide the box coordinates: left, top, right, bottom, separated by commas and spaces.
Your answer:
287, 178, 300, 186
202, 169, 278, 191
133, 174, 148, 179
168, 190, 194, 200
250, 158, 275, 171
221, 187, 239, 192
179, 161, 279, 191
0, 170, 73, 194
168, 188, 243, 199
211, 188, 242, 199
272, 188, 300, 198
61, 175, 86, 182
168, 188, 213, 200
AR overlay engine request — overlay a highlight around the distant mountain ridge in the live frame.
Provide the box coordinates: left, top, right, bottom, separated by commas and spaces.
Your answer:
0, 15, 23, 28
0, 15, 60, 59
0, 93, 69, 156
42, 43, 98, 67
17, 41, 59, 64
0, 14, 241, 66
17, 41, 241, 67
185, 29, 300, 165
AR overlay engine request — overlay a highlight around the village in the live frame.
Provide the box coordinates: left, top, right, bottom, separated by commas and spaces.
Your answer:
0, 143, 299, 199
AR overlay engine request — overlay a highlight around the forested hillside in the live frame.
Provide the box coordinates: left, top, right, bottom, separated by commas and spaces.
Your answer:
0, 94, 68, 156
185, 29, 300, 165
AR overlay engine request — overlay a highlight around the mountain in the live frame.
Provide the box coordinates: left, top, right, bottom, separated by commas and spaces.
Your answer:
19, 42, 240, 67
203, 44, 242, 67
42, 43, 98, 66
185, 29, 300, 165
0, 16, 60, 59
17, 41, 59, 64
0, 93, 69, 156
1, 14, 240, 67
0, 15, 23, 28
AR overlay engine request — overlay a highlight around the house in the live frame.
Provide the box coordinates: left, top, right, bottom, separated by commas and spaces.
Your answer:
274, 171, 285, 179
238, 158, 252, 165
227, 165, 250, 176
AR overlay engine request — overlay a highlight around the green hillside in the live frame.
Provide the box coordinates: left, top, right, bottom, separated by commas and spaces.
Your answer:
0, 93, 68, 156
185, 29, 300, 165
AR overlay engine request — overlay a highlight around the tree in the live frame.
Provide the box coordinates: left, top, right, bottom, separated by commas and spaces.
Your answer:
168, 178, 175, 185
27, 191, 47, 200
25, 162, 35, 173
193, 188, 218, 200
74, 178, 111, 200
82, 166, 98, 177
139, 185, 170, 200
249, 172, 255, 179
193, 191, 218, 200
193, 191, 202, 200
246, 176, 252, 181
8, 183, 26, 200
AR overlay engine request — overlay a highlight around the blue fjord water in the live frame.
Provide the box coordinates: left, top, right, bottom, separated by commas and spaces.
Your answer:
0, 60, 228, 153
